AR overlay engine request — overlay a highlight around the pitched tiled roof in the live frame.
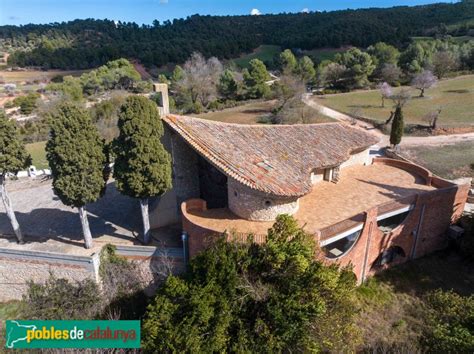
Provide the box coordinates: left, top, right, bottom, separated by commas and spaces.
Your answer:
163, 115, 379, 197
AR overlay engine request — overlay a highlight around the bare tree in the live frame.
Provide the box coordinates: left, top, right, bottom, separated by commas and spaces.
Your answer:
422, 108, 442, 130
390, 88, 411, 109
177, 52, 223, 107
320, 62, 346, 88
411, 70, 437, 98
378, 82, 393, 107
272, 73, 306, 124
432, 51, 459, 79
380, 63, 402, 85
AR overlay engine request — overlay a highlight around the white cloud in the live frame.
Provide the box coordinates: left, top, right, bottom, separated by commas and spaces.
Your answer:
301, 8, 309, 13
250, 8, 261, 16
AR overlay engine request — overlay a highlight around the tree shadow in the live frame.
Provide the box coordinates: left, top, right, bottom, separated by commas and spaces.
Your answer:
444, 89, 470, 94
0, 208, 136, 247
347, 104, 379, 109
87, 181, 141, 232
0, 181, 141, 247
355, 175, 431, 200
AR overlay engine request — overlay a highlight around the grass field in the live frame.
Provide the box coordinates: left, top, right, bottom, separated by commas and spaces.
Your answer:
302, 47, 348, 62
231, 45, 281, 68
315, 75, 474, 126
0, 69, 88, 83
26, 141, 48, 170
401, 141, 474, 179
197, 100, 334, 124
356, 251, 474, 350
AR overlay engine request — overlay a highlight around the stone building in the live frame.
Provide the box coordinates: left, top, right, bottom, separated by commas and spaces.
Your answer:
150, 86, 469, 282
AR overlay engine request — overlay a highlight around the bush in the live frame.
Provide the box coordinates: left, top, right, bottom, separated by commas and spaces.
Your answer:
23, 275, 102, 320
12, 93, 40, 115
99, 244, 149, 320
142, 215, 359, 352
422, 290, 474, 352
21, 245, 152, 322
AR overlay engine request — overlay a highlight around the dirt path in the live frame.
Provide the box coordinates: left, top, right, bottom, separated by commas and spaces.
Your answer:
303, 95, 474, 147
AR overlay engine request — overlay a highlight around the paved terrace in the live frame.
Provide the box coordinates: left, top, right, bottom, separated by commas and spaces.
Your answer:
184, 162, 438, 239
0, 178, 181, 255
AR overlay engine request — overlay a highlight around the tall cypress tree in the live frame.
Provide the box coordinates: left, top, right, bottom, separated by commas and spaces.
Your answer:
0, 112, 31, 243
390, 106, 404, 147
113, 96, 172, 244
46, 103, 106, 249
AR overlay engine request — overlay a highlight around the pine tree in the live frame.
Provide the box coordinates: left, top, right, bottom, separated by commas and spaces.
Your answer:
390, 106, 404, 147
243, 59, 270, 99
218, 69, 238, 100
297, 56, 316, 83
280, 49, 298, 74
0, 112, 31, 243
113, 96, 172, 244
46, 103, 106, 249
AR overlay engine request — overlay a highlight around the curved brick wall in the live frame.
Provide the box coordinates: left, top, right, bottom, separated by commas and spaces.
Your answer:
227, 179, 299, 221
373, 157, 433, 185
181, 199, 223, 257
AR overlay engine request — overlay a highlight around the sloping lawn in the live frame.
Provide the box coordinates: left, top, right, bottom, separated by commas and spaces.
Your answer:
231, 45, 281, 68
400, 141, 474, 179
25, 141, 48, 170
197, 100, 334, 125
315, 75, 474, 126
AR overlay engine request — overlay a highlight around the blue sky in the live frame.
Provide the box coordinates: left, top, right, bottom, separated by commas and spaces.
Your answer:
1, 0, 454, 26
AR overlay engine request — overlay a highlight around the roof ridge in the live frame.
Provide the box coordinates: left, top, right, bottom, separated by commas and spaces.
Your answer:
165, 114, 342, 128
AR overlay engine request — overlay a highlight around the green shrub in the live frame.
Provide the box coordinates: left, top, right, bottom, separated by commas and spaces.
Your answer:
12, 93, 40, 115
142, 215, 359, 352
23, 275, 102, 320
422, 289, 474, 352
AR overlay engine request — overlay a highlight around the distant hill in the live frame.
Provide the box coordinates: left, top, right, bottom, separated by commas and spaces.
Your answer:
1, 1, 473, 70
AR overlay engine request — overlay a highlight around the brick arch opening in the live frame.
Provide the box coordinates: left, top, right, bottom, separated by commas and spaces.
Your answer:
371, 246, 406, 270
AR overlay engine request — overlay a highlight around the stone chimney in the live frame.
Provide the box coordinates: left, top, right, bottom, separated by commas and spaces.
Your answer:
153, 83, 170, 116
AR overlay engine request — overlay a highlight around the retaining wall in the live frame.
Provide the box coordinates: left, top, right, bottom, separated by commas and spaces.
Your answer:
0, 244, 184, 301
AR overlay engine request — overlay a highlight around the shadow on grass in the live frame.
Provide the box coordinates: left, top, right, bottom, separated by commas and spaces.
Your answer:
373, 250, 474, 297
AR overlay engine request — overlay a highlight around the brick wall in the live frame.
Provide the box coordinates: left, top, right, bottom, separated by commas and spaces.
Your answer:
182, 158, 469, 282
321, 181, 468, 283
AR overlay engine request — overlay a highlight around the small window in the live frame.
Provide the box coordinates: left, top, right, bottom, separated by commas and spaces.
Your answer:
234, 190, 238, 197
322, 230, 361, 259
264, 200, 272, 207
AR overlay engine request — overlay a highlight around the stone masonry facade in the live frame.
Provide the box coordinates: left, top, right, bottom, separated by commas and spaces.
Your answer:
228, 179, 299, 221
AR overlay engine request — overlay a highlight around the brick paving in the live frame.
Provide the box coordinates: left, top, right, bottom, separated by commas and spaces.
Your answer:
185, 163, 436, 237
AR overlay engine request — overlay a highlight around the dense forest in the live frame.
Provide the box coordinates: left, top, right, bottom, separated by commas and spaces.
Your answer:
1, 0, 473, 69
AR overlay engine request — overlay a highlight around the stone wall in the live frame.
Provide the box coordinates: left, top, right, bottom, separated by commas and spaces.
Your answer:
227, 178, 299, 221
0, 244, 185, 301
340, 148, 371, 169
150, 128, 201, 228
0, 248, 100, 301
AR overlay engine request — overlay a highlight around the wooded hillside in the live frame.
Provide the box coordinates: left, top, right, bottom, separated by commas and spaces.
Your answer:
1, 0, 473, 69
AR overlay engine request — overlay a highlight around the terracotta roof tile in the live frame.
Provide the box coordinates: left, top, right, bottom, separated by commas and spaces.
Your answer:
163, 114, 379, 197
